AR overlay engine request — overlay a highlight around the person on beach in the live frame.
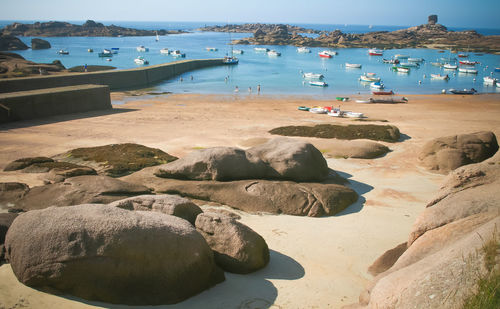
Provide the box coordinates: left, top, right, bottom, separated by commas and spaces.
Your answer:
235, 86, 239, 93
257, 84, 261, 94
84, 64, 87, 72
248, 87, 252, 93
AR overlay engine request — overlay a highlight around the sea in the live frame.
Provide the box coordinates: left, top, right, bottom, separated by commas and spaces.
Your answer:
2, 20, 500, 96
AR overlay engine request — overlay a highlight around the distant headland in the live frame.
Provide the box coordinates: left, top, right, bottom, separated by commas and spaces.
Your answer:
0, 20, 186, 37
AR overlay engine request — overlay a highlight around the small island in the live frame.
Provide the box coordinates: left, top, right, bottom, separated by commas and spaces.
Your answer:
229, 16, 500, 53
0, 20, 186, 37
197, 23, 319, 34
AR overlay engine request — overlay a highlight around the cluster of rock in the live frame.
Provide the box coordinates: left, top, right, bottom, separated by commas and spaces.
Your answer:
232, 17, 500, 53
0, 20, 185, 37
0, 52, 65, 77
197, 23, 319, 34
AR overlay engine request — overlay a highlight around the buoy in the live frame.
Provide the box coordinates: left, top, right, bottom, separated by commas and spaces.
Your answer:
419, 80, 422, 84
473, 78, 476, 82
441, 89, 446, 94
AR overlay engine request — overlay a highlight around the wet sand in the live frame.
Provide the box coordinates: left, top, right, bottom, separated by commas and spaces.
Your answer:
0, 93, 499, 308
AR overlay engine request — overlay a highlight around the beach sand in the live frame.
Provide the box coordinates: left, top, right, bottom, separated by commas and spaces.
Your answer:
0, 93, 499, 308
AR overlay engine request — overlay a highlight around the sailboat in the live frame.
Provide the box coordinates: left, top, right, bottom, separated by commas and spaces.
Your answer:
223, 26, 239, 65
155, 31, 159, 42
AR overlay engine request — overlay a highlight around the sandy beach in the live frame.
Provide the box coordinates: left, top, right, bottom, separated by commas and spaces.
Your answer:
1, 92, 499, 309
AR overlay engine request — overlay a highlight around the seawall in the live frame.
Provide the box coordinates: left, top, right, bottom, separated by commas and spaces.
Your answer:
0, 58, 224, 93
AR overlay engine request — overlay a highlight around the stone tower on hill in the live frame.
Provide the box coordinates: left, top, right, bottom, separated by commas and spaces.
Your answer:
428, 15, 438, 25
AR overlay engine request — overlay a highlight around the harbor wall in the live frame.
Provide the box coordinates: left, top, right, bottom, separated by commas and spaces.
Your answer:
0, 84, 111, 123
0, 59, 224, 93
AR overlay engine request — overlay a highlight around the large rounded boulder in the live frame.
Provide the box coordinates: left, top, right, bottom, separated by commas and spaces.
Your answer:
195, 212, 269, 273
4, 204, 224, 305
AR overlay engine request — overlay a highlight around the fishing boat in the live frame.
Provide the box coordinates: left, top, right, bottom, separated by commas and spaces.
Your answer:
254, 47, 269, 52
373, 90, 394, 95
459, 60, 479, 65
345, 63, 362, 68
98, 49, 113, 57
233, 49, 244, 54
297, 47, 311, 53
223, 56, 239, 65
267, 50, 281, 57
483, 76, 497, 85
394, 54, 409, 59
443, 64, 458, 70
134, 56, 149, 65
57, 49, 69, 55
449, 88, 477, 95
170, 50, 185, 58
368, 48, 383, 56
309, 106, 328, 113
206, 47, 218, 51
408, 57, 424, 63
160, 48, 170, 54
87, 48, 93, 52
309, 81, 328, 87
111, 48, 119, 54
382, 58, 399, 64
298, 106, 310, 111
458, 53, 469, 58
336, 97, 349, 101
430, 74, 449, 80
458, 68, 478, 74
370, 82, 384, 89
303, 72, 324, 79
136, 45, 149, 52
360, 75, 381, 82
399, 62, 419, 67
318, 51, 333, 58
327, 108, 344, 117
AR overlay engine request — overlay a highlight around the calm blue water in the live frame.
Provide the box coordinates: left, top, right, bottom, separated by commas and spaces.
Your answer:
2, 20, 500, 95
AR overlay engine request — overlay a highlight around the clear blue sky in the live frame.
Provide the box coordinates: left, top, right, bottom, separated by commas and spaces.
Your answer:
1, 0, 499, 29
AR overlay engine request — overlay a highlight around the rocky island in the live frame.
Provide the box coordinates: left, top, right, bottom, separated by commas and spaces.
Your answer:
197, 23, 319, 34
231, 16, 500, 53
0, 20, 186, 37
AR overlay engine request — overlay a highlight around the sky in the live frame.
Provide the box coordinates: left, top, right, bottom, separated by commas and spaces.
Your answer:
1, 0, 499, 29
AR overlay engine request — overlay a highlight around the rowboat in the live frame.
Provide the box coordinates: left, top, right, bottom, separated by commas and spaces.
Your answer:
368, 48, 383, 56
345, 63, 362, 68
134, 56, 149, 65
336, 97, 349, 101
170, 50, 185, 58
303, 72, 324, 79
309, 106, 328, 113
298, 106, 310, 111
372, 90, 394, 95
327, 108, 344, 117
382, 58, 399, 64
370, 82, 384, 89
356, 99, 372, 103
233, 49, 244, 54
483, 76, 497, 85
449, 88, 477, 95
206, 47, 218, 51
136, 45, 149, 52
297, 47, 311, 53
458, 68, 478, 74
344, 111, 364, 118
360, 75, 381, 82
399, 62, 419, 67
408, 58, 424, 63
309, 81, 328, 87
459, 60, 479, 65
254, 47, 269, 52
160, 48, 170, 54
394, 54, 409, 59
57, 49, 69, 55
392, 66, 410, 73
430, 74, 449, 80
443, 64, 458, 70
267, 50, 281, 57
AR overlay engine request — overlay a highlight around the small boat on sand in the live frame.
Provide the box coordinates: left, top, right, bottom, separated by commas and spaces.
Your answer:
309, 106, 328, 114
309, 81, 328, 87
298, 106, 310, 111
449, 88, 476, 95
344, 111, 364, 118
372, 90, 394, 95
345, 63, 362, 68
369, 97, 408, 103
327, 108, 344, 117
336, 97, 349, 101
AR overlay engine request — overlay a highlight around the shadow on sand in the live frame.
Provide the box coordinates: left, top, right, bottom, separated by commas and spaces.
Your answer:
60, 249, 304, 309
0, 108, 137, 131
334, 170, 374, 216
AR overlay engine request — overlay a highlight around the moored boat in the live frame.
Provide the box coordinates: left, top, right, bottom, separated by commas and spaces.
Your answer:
394, 54, 409, 59
57, 49, 69, 55
303, 72, 324, 79
111, 48, 119, 54
458, 53, 469, 58
206, 47, 218, 51
87, 48, 93, 52
370, 81, 384, 89
399, 62, 419, 67
495, 67, 500, 72
267, 50, 281, 57
297, 47, 311, 53
368, 48, 383, 56
254, 47, 269, 52
134, 56, 149, 65
136, 45, 149, 52
408, 57, 424, 62
319, 51, 335, 58
233, 49, 244, 54
430, 74, 449, 80
430, 62, 442, 67
396, 67, 410, 73
458, 68, 478, 74
309, 81, 328, 87
98, 49, 112, 57
223, 56, 239, 65
443, 64, 458, 70
170, 50, 185, 58
160, 48, 170, 54
382, 58, 399, 64
345, 63, 362, 68
483, 76, 497, 85
360, 75, 381, 82
459, 60, 479, 65
449, 88, 477, 94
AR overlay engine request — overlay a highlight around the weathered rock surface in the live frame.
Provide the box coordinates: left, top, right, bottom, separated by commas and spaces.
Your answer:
21, 161, 92, 174
9, 175, 151, 211
124, 170, 357, 217
418, 131, 498, 174
109, 195, 202, 225
0, 34, 28, 51
195, 212, 269, 273
31, 38, 51, 49
367, 242, 407, 276
45, 166, 98, 183
5, 204, 224, 305
322, 140, 391, 159
0, 213, 18, 244
3, 157, 54, 171
0, 182, 29, 209
0, 52, 65, 78
155, 137, 329, 182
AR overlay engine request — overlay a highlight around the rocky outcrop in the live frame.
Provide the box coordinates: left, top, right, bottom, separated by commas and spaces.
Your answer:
155, 138, 329, 182
351, 150, 500, 308
195, 212, 269, 273
0, 52, 65, 78
109, 195, 202, 225
0, 182, 29, 209
45, 166, 98, 183
0, 20, 185, 37
367, 242, 407, 276
8, 175, 151, 211
0, 35, 28, 51
31, 38, 51, 49
3, 156, 54, 171
0, 213, 18, 244
197, 23, 319, 34
321, 140, 391, 159
4, 204, 224, 305
418, 131, 498, 174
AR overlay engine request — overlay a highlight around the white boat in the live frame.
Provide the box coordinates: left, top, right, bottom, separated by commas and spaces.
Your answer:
458, 68, 478, 74
309, 106, 328, 113
483, 76, 497, 85
345, 63, 362, 68
267, 50, 281, 57
344, 111, 364, 118
254, 47, 269, 52
155, 32, 159, 42
206, 47, 218, 51
309, 81, 328, 87
319, 50, 336, 58
443, 64, 458, 70
397, 67, 410, 73
136, 45, 149, 52
399, 62, 419, 67
368, 48, 383, 56
233, 49, 244, 54
303, 72, 324, 79
370, 82, 384, 89
134, 56, 149, 65
394, 54, 409, 59
408, 57, 424, 62
297, 47, 311, 53
327, 108, 344, 117
431, 74, 449, 80
57, 49, 69, 55
160, 48, 170, 54
360, 75, 381, 82
170, 50, 185, 58
87, 48, 93, 52
356, 99, 372, 103
223, 56, 239, 65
